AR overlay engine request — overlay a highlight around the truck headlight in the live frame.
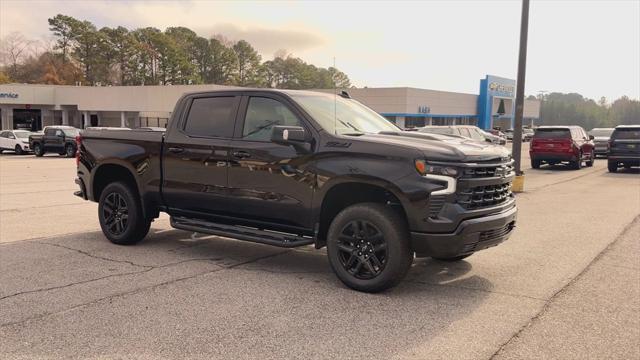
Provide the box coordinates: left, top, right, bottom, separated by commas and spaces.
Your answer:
414, 160, 458, 177
415, 160, 457, 195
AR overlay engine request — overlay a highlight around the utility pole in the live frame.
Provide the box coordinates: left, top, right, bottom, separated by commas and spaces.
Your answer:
512, 0, 530, 177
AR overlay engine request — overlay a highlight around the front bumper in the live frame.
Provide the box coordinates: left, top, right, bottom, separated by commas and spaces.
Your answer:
411, 205, 517, 258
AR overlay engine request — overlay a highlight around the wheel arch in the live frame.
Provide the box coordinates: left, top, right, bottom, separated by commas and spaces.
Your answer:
91, 161, 154, 219
314, 176, 410, 248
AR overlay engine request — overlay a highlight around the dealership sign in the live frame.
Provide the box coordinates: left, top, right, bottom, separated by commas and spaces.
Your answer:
488, 82, 514, 96
417, 105, 431, 114
0, 92, 19, 99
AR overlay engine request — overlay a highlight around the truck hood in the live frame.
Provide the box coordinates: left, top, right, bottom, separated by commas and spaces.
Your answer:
357, 131, 511, 162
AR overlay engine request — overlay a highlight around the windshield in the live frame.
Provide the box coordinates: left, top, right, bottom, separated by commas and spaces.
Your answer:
14, 131, 30, 139
63, 129, 80, 137
419, 127, 454, 135
589, 129, 614, 137
290, 93, 399, 135
612, 128, 640, 140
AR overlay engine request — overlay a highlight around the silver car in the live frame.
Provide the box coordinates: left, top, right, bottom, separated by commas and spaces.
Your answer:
588, 128, 614, 156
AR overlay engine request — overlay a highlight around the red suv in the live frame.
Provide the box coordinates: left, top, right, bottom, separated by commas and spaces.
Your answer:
530, 126, 595, 170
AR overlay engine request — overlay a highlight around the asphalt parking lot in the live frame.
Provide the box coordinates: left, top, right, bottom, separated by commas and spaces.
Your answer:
1, 145, 639, 359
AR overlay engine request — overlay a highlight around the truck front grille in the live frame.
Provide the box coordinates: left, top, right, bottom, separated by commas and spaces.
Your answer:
457, 183, 512, 209
461, 163, 514, 179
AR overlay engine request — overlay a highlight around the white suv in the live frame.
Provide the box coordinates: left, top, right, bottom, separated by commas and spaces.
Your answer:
0, 130, 33, 155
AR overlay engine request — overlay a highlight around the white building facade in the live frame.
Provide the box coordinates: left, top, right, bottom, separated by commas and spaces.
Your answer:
0, 75, 539, 131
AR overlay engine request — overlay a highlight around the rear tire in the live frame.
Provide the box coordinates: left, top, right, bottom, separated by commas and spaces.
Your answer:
327, 203, 413, 293
608, 161, 618, 173
98, 182, 151, 245
571, 155, 582, 170
433, 254, 471, 262
33, 143, 44, 157
585, 151, 594, 167
531, 159, 541, 169
14, 145, 23, 155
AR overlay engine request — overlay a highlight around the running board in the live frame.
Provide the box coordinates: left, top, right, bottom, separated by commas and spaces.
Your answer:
170, 216, 315, 248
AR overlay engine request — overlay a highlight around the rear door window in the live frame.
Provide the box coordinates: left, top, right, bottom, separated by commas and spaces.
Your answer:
612, 128, 640, 140
45, 128, 56, 136
534, 129, 571, 139
184, 96, 237, 138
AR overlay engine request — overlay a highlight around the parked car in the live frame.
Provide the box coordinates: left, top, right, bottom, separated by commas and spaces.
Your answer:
504, 129, 514, 141
0, 130, 33, 154
529, 126, 595, 169
418, 125, 505, 145
490, 129, 506, 138
481, 129, 507, 145
588, 127, 615, 157
74, 89, 517, 293
500, 128, 532, 142
607, 125, 640, 172
29, 126, 81, 157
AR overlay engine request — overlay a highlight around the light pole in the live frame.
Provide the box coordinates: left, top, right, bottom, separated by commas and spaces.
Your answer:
512, 0, 530, 182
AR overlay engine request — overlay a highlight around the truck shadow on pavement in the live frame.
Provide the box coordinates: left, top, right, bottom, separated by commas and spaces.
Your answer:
1, 228, 496, 359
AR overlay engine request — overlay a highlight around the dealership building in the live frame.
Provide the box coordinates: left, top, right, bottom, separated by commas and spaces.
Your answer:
0, 75, 539, 132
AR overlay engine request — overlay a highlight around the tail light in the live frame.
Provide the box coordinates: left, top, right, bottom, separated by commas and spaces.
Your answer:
562, 139, 574, 153
75, 135, 82, 166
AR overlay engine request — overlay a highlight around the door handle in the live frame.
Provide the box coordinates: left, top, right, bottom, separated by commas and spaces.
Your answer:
168, 147, 184, 154
232, 150, 251, 159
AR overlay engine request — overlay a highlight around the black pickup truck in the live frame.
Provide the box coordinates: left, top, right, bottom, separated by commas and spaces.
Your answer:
75, 89, 517, 292
30, 126, 81, 157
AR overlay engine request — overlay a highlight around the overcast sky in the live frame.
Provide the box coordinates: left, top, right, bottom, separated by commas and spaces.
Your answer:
1, 0, 638, 101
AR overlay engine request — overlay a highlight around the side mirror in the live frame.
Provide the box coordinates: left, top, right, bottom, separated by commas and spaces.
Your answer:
271, 125, 307, 145
589, 135, 595, 140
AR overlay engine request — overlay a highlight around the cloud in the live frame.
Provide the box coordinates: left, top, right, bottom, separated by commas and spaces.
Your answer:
195, 23, 326, 58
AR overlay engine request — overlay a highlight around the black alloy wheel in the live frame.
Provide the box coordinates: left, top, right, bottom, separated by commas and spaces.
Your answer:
102, 192, 129, 236
336, 220, 388, 280
14, 145, 23, 155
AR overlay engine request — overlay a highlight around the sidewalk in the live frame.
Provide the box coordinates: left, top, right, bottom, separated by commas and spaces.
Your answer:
493, 217, 640, 360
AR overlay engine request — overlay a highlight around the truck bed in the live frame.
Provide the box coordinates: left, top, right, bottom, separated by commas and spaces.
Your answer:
79, 128, 165, 211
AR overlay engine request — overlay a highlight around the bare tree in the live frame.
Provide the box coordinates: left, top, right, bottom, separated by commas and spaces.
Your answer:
0, 32, 35, 77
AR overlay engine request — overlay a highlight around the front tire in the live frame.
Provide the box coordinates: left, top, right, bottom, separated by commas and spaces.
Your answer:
33, 143, 44, 157
326, 203, 413, 293
14, 145, 24, 155
98, 182, 151, 245
608, 161, 618, 173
